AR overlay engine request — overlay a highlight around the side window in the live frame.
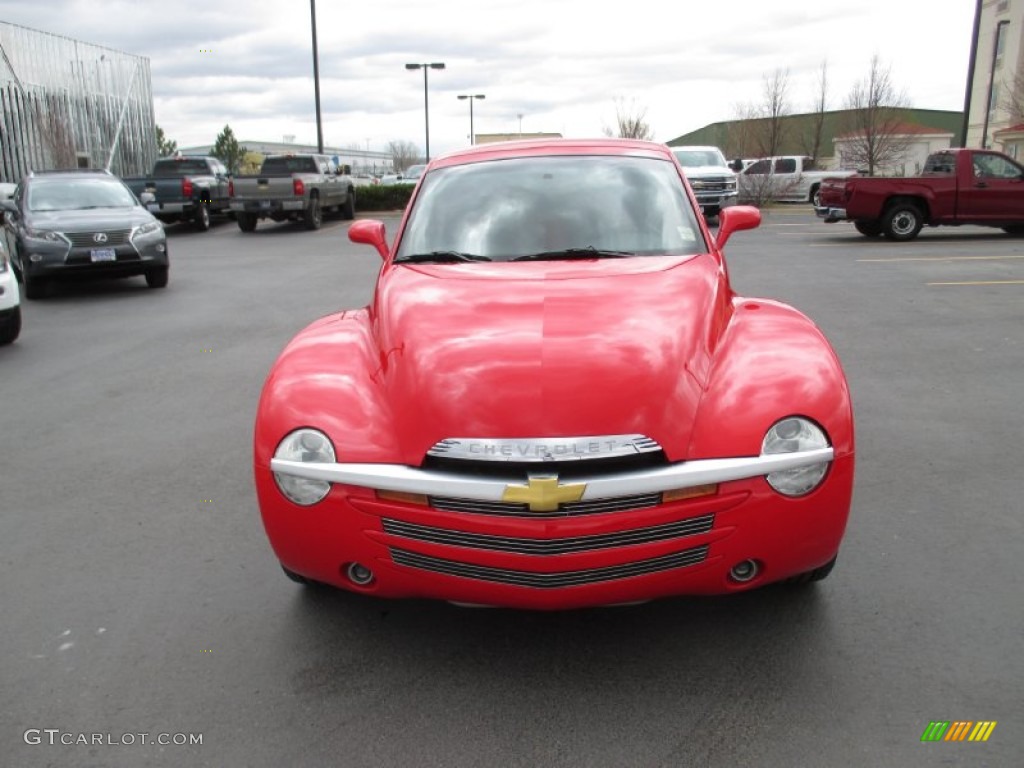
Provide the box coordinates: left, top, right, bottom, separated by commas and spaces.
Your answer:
982, 154, 1022, 179
775, 158, 797, 174
745, 160, 771, 175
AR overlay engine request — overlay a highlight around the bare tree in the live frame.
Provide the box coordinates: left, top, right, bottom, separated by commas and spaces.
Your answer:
839, 56, 913, 175
387, 140, 419, 172
799, 60, 830, 167
603, 98, 654, 140
1000, 68, 1024, 124
755, 68, 791, 158
723, 101, 761, 160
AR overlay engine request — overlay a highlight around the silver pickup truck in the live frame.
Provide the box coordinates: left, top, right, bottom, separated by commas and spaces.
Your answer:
230, 154, 356, 231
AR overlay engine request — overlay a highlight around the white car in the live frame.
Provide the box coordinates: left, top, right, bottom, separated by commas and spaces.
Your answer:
0, 237, 21, 345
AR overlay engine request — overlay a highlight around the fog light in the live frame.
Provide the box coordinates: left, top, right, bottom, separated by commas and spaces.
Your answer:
30, 254, 43, 262
156, 243, 166, 253
347, 563, 374, 586
729, 559, 760, 583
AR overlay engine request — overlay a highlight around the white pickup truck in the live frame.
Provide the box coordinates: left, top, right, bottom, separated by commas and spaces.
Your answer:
670, 145, 737, 218
733, 156, 856, 206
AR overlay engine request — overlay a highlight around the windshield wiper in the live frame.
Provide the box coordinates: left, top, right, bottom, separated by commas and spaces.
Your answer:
394, 251, 492, 264
512, 247, 633, 262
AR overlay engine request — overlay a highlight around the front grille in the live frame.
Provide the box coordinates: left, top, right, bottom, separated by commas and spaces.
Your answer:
382, 514, 714, 555
65, 229, 132, 247
390, 545, 709, 588
429, 492, 662, 518
691, 177, 735, 192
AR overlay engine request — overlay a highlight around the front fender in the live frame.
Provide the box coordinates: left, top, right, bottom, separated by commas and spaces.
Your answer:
688, 298, 854, 460
253, 309, 400, 469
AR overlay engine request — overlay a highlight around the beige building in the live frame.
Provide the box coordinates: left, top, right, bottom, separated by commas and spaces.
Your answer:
966, 0, 1024, 153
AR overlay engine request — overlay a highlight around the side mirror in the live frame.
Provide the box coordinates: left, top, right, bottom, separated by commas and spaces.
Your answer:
139, 191, 156, 205
715, 205, 760, 249
0, 199, 16, 213
348, 219, 388, 261
728, 159, 743, 172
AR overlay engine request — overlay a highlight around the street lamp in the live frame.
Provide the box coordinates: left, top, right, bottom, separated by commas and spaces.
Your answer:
457, 94, 485, 145
406, 62, 446, 161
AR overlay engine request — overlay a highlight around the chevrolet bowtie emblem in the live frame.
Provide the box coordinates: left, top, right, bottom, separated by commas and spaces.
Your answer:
502, 475, 586, 512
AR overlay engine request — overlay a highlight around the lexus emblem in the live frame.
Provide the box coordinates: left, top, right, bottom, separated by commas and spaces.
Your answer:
93, 232, 108, 243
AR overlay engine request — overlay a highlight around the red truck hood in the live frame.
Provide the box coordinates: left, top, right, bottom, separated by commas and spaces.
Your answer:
371, 255, 729, 461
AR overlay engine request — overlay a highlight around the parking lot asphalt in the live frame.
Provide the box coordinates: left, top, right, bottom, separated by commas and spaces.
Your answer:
1, 209, 1020, 767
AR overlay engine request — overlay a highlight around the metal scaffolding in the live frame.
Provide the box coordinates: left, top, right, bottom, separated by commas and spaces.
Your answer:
0, 21, 156, 183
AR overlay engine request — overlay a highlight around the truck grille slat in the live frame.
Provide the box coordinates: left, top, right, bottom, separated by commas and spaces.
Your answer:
390, 545, 709, 588
429, 492, 662, 517
382, 514, 714, 555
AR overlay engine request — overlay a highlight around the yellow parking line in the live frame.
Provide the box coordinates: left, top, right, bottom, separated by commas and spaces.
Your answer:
860, 254, 1024, 262
927, 279, 1024, 286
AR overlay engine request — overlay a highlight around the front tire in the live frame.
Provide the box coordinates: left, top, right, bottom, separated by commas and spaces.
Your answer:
145, 267, 169, 289
341, 189, 356, 220
194, 201, 211, 231
854, 220, 883, 237
785, 556, 837, 585
0, 306, 21, 345
304, 195, 322, 230
281, 564, 318, 587
882, 202, 924, 241
22, 272, 46, 300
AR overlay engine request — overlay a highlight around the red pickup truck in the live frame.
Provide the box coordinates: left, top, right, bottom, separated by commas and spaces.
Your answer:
815, 148, 1024, 241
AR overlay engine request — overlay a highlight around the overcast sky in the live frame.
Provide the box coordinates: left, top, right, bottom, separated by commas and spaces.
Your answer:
1, 0, 977, 158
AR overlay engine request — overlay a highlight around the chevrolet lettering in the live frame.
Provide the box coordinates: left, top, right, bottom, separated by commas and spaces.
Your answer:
254, 138, 855, 610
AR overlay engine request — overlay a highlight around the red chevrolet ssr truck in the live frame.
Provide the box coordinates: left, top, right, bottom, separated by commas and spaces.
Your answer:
816, 148, 1024, 241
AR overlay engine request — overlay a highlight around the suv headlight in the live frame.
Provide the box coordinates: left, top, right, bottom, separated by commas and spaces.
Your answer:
273, 428, 336, 506
25, 226, 69, 245
132, 221, 163, 238
761, 417, 830, 496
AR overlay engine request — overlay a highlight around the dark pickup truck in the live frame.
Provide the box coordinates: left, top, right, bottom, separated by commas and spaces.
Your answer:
124, 156, 233, 231
816, 148, 1024, 241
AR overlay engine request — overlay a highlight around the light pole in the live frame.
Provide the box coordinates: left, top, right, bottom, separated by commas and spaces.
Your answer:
310, 0, 324, 153
406, 62, 445, 161
457, 94, 485, 145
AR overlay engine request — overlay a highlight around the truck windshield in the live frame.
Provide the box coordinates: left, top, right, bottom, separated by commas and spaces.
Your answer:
673, 149, 727, 168
396, 155, 706, 262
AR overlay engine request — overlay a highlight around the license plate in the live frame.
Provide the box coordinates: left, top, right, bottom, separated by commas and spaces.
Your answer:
90, 249, 116, 262
260, 201, 271, 209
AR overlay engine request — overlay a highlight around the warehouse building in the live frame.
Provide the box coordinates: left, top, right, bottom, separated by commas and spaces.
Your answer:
0, 20, 156, 183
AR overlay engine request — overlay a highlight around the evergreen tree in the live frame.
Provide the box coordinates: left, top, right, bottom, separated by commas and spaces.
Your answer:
155, 125, 177, 157
212, 125, 247, 174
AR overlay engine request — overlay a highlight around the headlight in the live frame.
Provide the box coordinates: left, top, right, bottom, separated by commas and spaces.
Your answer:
132, 221, 163, 238
761, 417, 830, 496
25, 227, 69, 245
273, 428, 336, 505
